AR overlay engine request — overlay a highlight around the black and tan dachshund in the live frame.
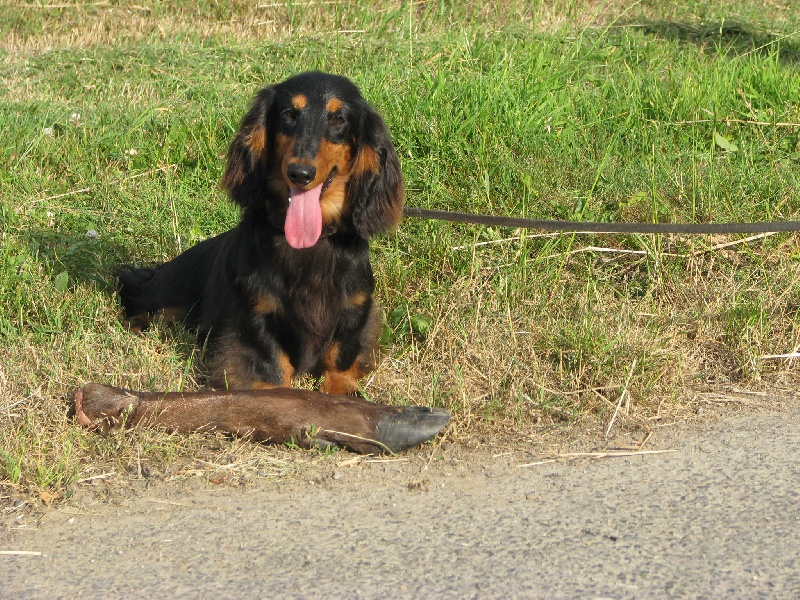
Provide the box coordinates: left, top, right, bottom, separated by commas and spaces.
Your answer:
117, 72, 404, 393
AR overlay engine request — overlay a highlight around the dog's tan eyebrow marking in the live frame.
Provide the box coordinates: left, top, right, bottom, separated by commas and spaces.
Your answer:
291, 94, 308, 110
326, 98, 343, 113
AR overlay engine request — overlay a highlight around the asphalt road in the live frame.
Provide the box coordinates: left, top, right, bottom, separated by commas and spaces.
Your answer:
3, 398, 800, 598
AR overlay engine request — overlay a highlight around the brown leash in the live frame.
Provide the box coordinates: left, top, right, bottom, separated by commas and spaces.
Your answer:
403, 207, 800, 235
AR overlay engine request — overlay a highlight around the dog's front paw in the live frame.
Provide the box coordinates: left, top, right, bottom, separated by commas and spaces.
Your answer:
319, 373, 361, 396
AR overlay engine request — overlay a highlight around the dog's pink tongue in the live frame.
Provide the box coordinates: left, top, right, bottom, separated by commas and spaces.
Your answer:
285, 184, 323, 249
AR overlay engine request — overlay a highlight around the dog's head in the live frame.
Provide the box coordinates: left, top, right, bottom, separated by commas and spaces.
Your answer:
222, 72, 404, 248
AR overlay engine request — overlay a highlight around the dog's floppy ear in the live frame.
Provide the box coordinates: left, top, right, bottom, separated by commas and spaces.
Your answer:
348, 105, 404, 238
221, 86, 276, 208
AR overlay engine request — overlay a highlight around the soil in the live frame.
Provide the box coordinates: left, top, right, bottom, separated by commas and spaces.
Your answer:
3, 392, 800, 598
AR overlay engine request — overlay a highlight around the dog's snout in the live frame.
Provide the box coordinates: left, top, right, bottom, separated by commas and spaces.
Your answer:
287, 163, 316, 187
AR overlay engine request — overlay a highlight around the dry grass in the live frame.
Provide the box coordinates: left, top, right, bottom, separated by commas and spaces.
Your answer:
371, 232, 800, 435
6, 0, 796, 57
3, 1, 280, 54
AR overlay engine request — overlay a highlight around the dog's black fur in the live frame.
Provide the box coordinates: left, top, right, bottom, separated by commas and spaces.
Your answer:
117, 72, 403, 392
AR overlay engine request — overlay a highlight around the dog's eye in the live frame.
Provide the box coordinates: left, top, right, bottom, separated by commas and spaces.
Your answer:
282, 108, 298, 124
328, 112, 346, 127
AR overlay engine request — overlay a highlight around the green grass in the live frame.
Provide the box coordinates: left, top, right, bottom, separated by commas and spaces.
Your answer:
2, 0, 800, 495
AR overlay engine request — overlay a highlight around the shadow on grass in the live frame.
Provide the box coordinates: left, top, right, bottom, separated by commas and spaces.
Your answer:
629, 19, 800, 64
27, 228, 216, 383
26, 228, 133, 292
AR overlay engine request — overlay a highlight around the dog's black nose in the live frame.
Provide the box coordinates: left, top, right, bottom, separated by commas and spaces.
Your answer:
287, 163, 316, 187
